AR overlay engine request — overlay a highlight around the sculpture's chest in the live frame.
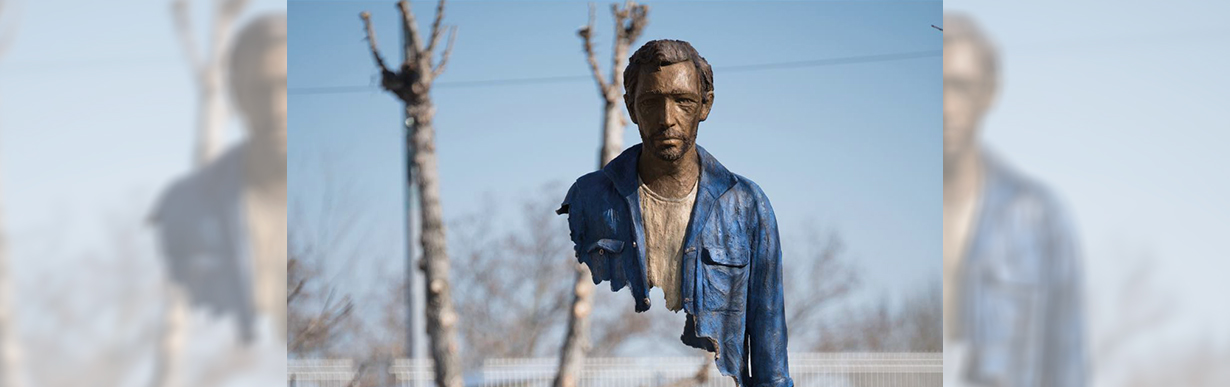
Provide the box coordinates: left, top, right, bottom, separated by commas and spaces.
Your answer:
575, 189, 757, 314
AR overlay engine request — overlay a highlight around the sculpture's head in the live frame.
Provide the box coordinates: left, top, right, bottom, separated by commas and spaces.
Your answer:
624, 39, 714, 162
943, 13, 998, 170
229, 13, 287, 158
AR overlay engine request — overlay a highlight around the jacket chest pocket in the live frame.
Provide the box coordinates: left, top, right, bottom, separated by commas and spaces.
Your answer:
700, 246, 750, 312
583, 238, 632, 290
970, 262, 1041, 386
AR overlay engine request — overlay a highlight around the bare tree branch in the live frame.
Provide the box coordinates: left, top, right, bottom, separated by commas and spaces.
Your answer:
426, 0, 447, 53
360, 11, 392, 75
170, 0, 202, 79
578, 3, 608, 95
432, 25, 457, 79
397, 0, 426, 66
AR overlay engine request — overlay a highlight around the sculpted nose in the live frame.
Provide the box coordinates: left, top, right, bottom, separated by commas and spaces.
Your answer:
658, 100, 677, 128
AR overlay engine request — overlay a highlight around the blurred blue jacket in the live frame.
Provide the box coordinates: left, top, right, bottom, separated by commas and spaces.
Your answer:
150, 144, 257, 343
557, 144, 792, 387
957, 153, 1088, 386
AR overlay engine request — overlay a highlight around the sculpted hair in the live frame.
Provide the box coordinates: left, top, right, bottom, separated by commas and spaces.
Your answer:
943, 13, 998, 91
228, 13, 287, 108
623, 39, 714, 103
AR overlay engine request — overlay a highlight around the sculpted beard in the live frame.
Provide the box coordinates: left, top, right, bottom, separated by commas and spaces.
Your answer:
651, 128, 695, 161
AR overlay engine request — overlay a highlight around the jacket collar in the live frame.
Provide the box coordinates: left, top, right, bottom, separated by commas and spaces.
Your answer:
602, 143, 738, 200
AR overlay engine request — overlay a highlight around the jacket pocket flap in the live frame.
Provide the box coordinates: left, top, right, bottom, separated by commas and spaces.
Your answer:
702, 247, 748, 267
587, 238, 625, 254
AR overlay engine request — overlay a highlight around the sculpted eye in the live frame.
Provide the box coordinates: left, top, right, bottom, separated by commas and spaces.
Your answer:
637, 97, 656, 109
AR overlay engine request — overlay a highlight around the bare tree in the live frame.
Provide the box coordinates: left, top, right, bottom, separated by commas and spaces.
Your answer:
170, 0, 250, 166
18, 208, 164, 387
808, 283, 941, 353
449, 187, 667, 369
287, 257, 355, 357
783, 229, 859, 333
450, 189, 574, 368
899, 282, 942, 352
359, 2, 461, 387
556, 3, 647, 386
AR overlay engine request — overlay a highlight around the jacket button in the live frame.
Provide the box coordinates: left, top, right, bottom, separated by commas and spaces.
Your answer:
632, 241, 637, 248
597, 250, 604, 256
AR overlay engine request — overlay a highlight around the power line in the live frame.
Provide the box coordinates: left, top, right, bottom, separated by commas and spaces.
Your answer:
289, 49, 940, 95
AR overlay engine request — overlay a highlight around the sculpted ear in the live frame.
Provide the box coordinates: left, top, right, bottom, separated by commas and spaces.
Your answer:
625, 93, 639, 125
699, 91, 714, 122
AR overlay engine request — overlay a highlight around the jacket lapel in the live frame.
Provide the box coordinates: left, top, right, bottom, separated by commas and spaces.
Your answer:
603, 145, 651, 311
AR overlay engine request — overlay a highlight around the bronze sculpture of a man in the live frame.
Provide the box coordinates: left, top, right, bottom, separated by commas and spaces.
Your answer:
558, 40, 792, 387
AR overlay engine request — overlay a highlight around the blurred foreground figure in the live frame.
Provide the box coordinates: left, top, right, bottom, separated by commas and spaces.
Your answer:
943, 14, 1087, 387
148, 14, 287, 387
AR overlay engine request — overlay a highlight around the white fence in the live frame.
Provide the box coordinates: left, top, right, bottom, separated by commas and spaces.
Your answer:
288, 359, 357, 387
291, 353, 941, 387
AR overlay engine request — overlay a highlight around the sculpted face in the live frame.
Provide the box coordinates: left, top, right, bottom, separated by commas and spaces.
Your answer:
943, 38, 995, 169
236, 39, 289, 159
629, 61, 713, 162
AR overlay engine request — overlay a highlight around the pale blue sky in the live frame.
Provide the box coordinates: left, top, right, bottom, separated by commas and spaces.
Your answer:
945, 0, 1230, 381
288, 0, 942, 339
1, 0, 285, 247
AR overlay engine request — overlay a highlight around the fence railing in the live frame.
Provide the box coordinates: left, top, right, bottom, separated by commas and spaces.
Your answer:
291, 353, 942, 387
288, 359, 356, 387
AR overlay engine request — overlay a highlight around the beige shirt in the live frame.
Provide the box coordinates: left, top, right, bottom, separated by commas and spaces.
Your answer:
244, 182, 288, 337
638, 178, 698, 312
943, 182, 981, 339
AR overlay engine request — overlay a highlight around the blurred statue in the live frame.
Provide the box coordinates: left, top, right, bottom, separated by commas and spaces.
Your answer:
148, 13, 286, 387
943, 13, 1088, 387
557, 40, 792, 387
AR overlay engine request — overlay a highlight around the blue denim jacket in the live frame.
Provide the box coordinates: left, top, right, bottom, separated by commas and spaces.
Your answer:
957, 152, 1088, 386
150, 144, 257, 342
557, 144, 792, 387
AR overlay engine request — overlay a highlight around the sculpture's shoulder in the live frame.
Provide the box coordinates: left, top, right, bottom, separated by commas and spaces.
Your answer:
723, 172, 776, 221
731, 173, 771, 202
984, 154, 1074, 233
980, 153, 1081, 276
150, 146, 245, 227
148, 145, 248, 263
557, 170, 615, 216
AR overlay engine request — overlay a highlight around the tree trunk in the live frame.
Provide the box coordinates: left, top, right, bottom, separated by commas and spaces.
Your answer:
598, 99, 624, 167
193, 79, 227, 166
172, 0, 247, 167
359, 3, 461, 384
556, 3, 646, 386
408, 102, 462, 387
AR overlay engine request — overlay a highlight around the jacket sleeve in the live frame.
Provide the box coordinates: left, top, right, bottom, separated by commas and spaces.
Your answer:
745, 191, 793, 387
1041, 205, 1088, 386
558, 181, 583, 263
